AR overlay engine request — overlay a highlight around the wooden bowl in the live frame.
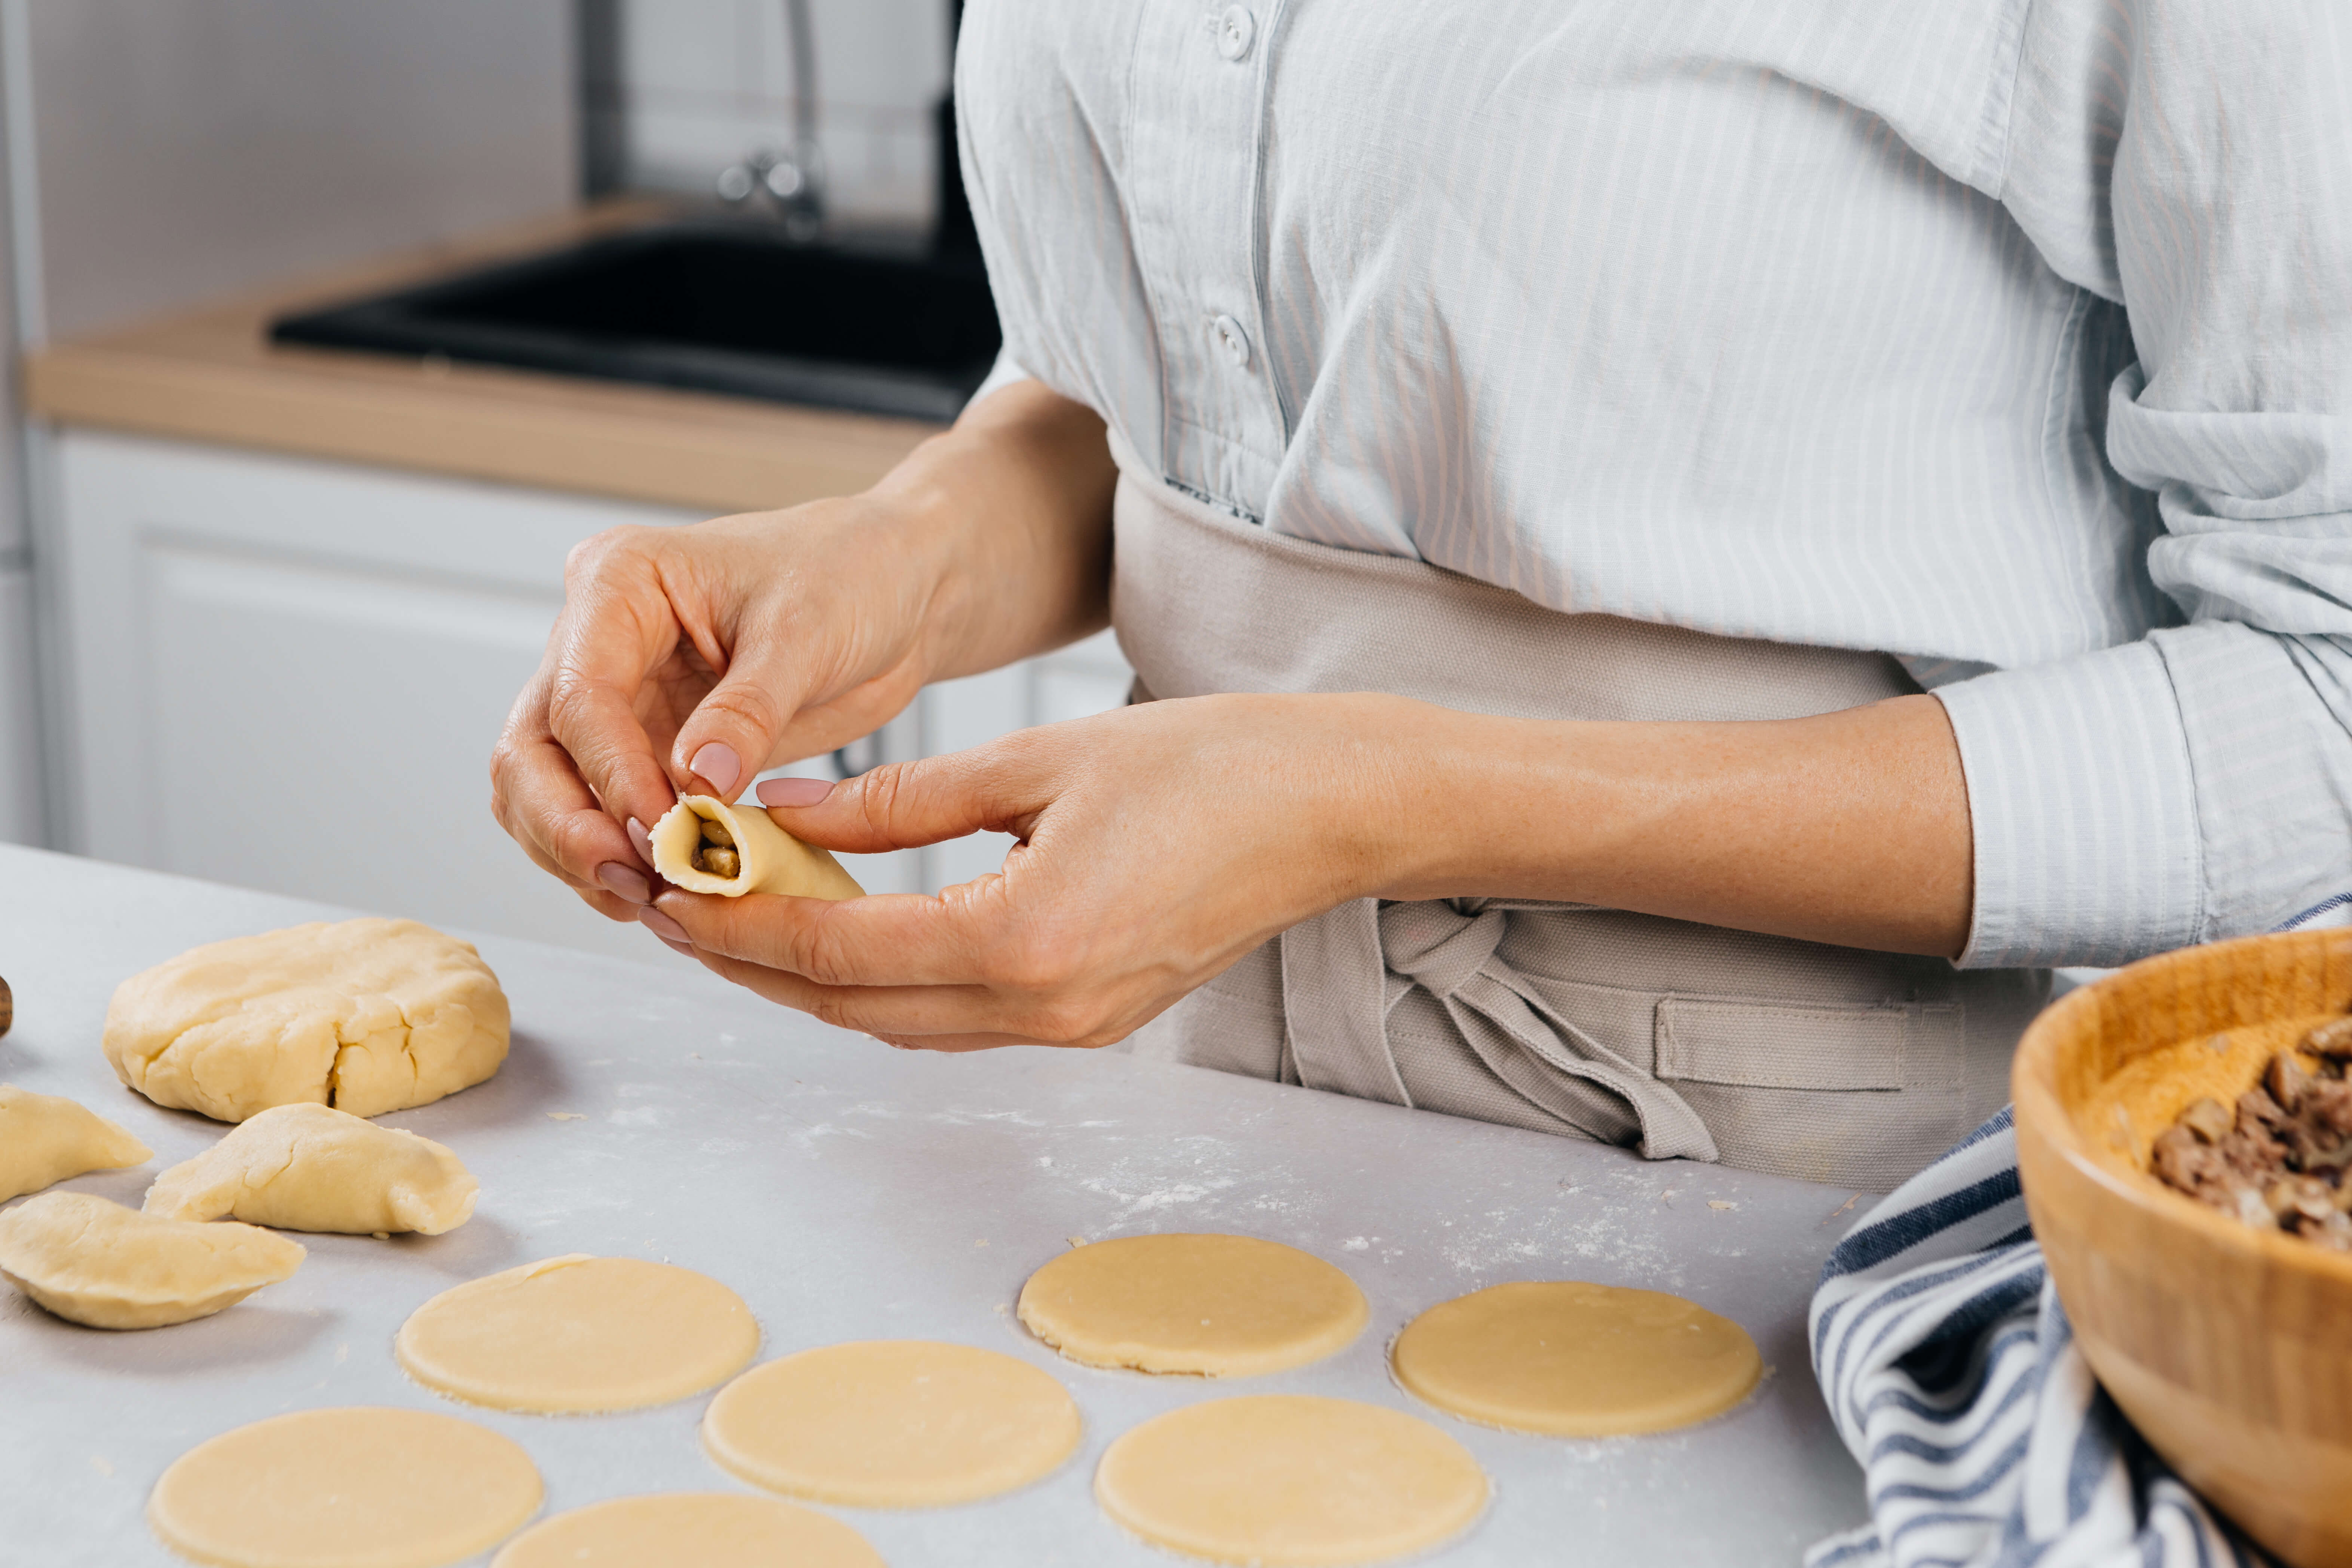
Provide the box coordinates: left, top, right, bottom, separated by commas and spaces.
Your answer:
2014, 930, 2352, 1567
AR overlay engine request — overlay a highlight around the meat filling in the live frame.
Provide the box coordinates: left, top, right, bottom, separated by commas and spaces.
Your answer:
692, 814, 741, 880
2149, 1016, 2352, 1250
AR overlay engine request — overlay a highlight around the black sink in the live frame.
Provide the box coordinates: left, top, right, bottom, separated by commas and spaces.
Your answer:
271, 221, 1002, 423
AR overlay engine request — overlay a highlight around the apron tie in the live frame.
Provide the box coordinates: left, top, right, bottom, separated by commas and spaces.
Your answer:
1281, 898, 1721, 1162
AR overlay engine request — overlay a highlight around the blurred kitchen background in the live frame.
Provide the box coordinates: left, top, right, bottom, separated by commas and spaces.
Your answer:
0, 0, 1133, 969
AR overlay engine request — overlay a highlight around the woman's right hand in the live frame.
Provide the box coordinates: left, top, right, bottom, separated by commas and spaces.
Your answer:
489, 492, 948, 925
489, 379, 1119, 931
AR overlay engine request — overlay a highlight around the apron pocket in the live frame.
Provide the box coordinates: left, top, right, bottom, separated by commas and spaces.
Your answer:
1653, 997, 1964, 1092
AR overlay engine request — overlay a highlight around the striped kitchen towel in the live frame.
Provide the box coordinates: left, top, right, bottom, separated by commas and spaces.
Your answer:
1805, 1107, 2272, 1568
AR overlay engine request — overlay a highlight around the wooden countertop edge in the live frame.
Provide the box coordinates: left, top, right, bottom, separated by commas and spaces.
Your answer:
18, 201, 945, 517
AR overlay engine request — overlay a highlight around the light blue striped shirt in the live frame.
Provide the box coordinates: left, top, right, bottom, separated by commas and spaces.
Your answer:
956, 0, 2352, 969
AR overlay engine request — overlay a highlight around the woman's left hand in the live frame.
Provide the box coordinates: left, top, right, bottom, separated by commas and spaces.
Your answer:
648, 692, 1427, 1050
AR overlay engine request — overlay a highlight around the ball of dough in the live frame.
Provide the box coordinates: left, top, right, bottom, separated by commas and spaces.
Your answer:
0, 1083, 152, 1202
492, 1493, 884, 1568
703, 1341, 1081, 1508
0, 1190, 304, 1329
397, 1255, 760, 1413
1391, 1280, 1762, 1436
103, 919, 510, 1123
1019, 1233, 1368, 1376
1095, 1396, 1488, 1566
149, 1407, 541, 1568
649, 795, 863, 899
143, 1101, 478, 1235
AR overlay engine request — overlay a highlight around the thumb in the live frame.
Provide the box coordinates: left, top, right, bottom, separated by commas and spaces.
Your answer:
756, 747, 1051, 854
669, 640, 807, 801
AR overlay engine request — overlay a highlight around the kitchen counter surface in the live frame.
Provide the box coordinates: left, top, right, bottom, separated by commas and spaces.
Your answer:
0, 845, 1872, 1566
22, 202, 939, 516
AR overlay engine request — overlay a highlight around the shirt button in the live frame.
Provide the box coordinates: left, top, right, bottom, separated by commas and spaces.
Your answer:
1216, 6, 1256, 61
1211, 314, 1252, 370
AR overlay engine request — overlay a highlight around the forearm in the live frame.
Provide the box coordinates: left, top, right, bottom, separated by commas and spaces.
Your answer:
1373, 692, 1974, 957
868, 379, 1117, 683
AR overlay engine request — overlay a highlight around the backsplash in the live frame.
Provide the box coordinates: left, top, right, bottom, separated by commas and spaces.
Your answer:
600, 0, 952, 234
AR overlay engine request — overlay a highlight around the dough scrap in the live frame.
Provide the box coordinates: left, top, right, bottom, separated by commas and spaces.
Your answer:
0, 1190, 303, 1329
1095, 1395, 1487, 1567
0, 1083, 152, 1202
1018, 1232, 1368, 1376
143, 1101, 478, 1235
149, 1406, 541, 1568
704, 1340, 1081, 1508
104, 919, 510, 1123
397, 1254, 759, 1413
491, 1492, 884, 1568
649, 795, 863, 899
1391, 1280, 1761, 1436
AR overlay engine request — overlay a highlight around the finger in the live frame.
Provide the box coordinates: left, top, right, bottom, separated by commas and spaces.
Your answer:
491, 726, 649, 919
663, 620, 810, 800
755, 746, 1052, 856
539, 541, 689, 829
654, 884, 1013, 988
682, 950, 1018, 1035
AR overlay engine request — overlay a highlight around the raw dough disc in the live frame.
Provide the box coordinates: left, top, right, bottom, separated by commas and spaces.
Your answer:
148, 1406, 541, 1568
1095, 1395, 1487, 1567
1391, 1280, 1761, 1436
492, 1492, 884, 1568
703, 1340, 1081, 1507
1018, 1232, 1368, 1376
397, 1255, 759, 1413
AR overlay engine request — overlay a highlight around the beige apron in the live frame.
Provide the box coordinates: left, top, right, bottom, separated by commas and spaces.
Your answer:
1109, 438, 2045, 1192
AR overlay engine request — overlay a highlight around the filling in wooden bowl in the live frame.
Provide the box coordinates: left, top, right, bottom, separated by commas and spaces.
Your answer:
2150, 1017, 2352, 1248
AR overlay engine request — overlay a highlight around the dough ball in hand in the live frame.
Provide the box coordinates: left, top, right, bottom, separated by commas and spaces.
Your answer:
650, 795, 863, 900
0, 1083, 152, 1202
144, 1102, 478, 1235
0, 1191, 304, 1329
103, 918, 509, 1123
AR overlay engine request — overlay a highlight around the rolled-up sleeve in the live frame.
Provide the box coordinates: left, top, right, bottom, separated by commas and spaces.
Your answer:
1939, 0, 2352, 968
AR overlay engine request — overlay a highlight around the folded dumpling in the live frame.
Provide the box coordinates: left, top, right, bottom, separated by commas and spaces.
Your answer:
144, 1102, 477, 1235
0, 1084, 152, 1203
0, 1191, 304, 1329
650, 795, 863, 900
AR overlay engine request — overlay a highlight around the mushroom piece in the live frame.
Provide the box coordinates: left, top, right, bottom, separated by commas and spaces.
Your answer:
693, 814, 742, 880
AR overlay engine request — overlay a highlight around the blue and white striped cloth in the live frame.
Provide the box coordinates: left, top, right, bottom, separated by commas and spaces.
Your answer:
1808, 1107, 2271, 1568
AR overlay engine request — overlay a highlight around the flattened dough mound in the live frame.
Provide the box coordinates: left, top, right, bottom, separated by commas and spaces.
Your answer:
104, 919, 510, 1123
1019, 1232, 1368, 1376
0, 1191, 303, 1329
150, 1406, 541, 1568
649, 795, 863, 899
704, 1340, 1081, 1507
397, 1255, 759, 1413
0, 1083, 151, 1202
492, 1492, 884, 1568
144, 1101, 478, 1235
1392, 1280, 1761, 1436
1096, 1395, 1487, 1567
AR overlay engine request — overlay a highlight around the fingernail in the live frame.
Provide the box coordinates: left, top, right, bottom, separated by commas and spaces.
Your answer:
626, 816, 654, 865
638, 906, 689, 944
756, 775, 833, 808
690, 742, 742, 797
597, 862, 650, 904
658, 936, 699, 958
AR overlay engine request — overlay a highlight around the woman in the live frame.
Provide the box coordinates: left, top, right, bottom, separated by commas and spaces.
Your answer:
492, 0, 2349, 1190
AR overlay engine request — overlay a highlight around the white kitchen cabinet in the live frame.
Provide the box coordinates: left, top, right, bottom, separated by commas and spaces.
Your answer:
45, 430, 1131, 961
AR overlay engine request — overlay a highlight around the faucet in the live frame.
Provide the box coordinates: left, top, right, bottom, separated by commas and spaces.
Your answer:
717, 0, 825, 242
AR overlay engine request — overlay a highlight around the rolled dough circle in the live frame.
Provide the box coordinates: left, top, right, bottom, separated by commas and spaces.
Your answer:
1018, 1233, 1368, 1376
491, 1493, 884, 1568
1095, 1395, 1486, 1566
703, 1340, 1080, 1507
148, 1406, 541, 1568
397, 1255, 759, 1414
1391, 1280, 1761, 1436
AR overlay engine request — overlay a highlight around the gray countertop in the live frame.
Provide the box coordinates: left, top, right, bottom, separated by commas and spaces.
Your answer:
0, 844, 1872, 1566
